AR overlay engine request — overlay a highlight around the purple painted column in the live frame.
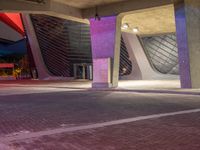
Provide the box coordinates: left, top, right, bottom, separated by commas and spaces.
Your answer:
90, 16, 121, 88
175, 0, 200, 88
175, 3, 192, 88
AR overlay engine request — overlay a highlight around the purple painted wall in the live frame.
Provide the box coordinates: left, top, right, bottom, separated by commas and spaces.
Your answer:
90, 16, 117, 59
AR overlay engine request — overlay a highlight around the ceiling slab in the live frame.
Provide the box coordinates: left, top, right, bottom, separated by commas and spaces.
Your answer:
82, 0, 172, 18
122, 4, 176, 35
1, 0, 174, 23
0, 0, 86, 23
52, 0, 127, 9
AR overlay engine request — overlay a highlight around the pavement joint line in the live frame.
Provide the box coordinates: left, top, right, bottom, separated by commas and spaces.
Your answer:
1, 108, 200, 143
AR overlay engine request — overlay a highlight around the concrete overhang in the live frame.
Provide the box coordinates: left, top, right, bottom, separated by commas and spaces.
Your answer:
0, 0, 88, 23
82, 0, 173, 18
122, 4, 176, 36
0, 0, 175, 24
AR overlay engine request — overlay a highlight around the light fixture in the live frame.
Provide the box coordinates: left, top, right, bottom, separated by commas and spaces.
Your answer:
133, 27, 139, 33
121, 23, 129, 30
94, 6, 101, 21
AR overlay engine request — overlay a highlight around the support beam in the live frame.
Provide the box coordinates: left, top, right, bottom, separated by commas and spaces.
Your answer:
90, 16, 122, 88
48, 1, 88, 23
50, 1, 82, 18
83, 0, 172, 18
22, 14, 51, 79
175, 0, 200, 88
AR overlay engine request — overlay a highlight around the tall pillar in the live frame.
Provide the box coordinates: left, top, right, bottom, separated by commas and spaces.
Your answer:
175, 0, 200, 88
90, 16, 121, 88
22, 14, 51, 80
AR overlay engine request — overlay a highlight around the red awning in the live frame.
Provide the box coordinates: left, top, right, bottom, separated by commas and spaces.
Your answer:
0, 13, 24, 36
0, 63, 14, 68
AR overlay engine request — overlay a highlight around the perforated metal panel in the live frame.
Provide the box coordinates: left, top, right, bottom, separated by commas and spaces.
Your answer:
141, 34, 179, 75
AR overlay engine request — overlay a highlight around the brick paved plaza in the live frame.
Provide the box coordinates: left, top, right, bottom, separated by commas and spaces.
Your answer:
1, 0, 200, 149
0, 81, 200, 150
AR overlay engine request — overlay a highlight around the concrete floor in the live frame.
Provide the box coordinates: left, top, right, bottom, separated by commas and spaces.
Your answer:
0, 79, 199, 96
0, 80, 200, 150
0, 79, 181, 89
118, 80, 180, 89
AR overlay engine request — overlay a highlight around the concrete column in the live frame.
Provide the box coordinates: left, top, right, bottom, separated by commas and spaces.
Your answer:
90, 16, 122, 88
22, 14, 51, 80
175, 0, 200, 88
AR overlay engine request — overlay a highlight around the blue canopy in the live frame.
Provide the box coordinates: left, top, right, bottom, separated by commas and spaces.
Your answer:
0, 39, 27, 56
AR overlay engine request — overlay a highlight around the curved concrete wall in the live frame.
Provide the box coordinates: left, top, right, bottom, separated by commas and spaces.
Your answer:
22, 13, 179, 82
122, 32, 179, 80
24, 14, 132, 80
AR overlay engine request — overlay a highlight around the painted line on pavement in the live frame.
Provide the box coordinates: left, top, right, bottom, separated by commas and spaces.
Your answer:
1, 108, 200, 143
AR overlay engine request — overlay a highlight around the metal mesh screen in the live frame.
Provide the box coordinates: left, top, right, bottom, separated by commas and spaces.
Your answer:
31, 14, 132, 77
141, 34, 179, 75
31, 15, 92, 77
119, 37, 132, 76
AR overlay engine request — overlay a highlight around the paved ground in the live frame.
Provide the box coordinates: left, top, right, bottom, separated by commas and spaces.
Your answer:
1, 80, 199, 96
0, 80, 200, 150
11, 113, 200, 150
